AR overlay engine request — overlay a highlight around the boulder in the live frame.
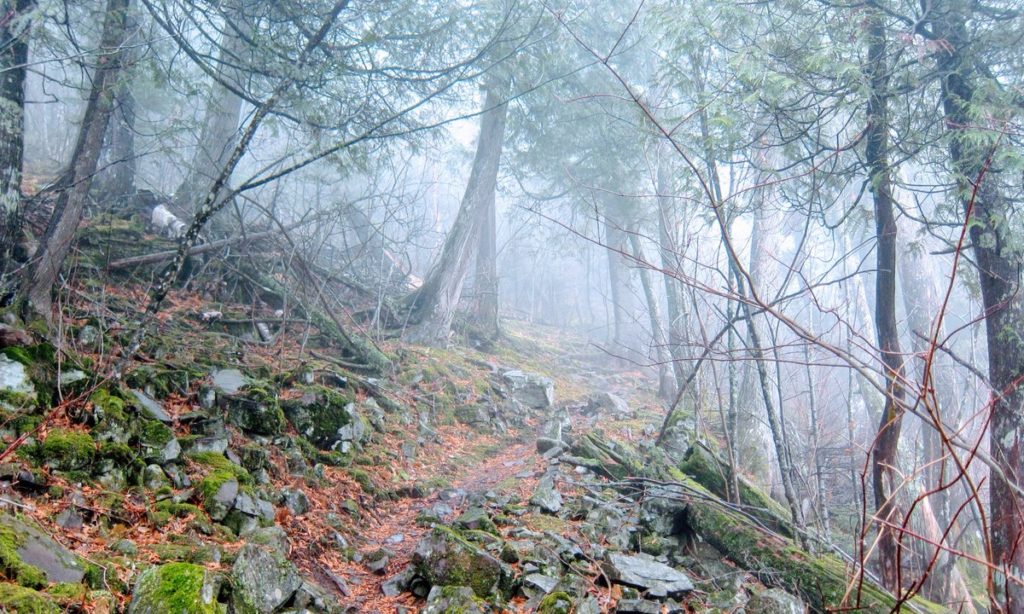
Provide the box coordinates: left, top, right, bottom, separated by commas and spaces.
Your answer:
529, 475, 563, 514
422, 586, 489, 614
412, 526, 510, 599
601, 552, 694, 599
127, 562, 222, 614
218, 383, 285, 437
281, 387, 366, 451
501, 370, 554, 410
0, 354, 35, 398
745, 588, 807, 614
231, 543, 302, 613
1, 512, 87, 585
586, 391, 630, 416
130, 389, 173, 423
211, 368, 247, 394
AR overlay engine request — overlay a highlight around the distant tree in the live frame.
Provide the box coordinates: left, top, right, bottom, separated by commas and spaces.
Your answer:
0, 0, 33, 278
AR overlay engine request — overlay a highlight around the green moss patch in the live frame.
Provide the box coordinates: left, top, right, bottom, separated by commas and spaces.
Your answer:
0, 524, 47, 588
0, 583, 60, 613
40, 428, 95, 472
128, 562, 221, 614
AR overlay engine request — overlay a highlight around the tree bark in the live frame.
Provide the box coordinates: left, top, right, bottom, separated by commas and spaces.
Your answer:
0, 0, 32, 276
864, 10, 907, 592
628, 230, 675, 399
927, 2, 1024, 610
21, 0, 130, 322
404, 75, 510, 345
655, 155, 687, 389
472, 182, 499, 338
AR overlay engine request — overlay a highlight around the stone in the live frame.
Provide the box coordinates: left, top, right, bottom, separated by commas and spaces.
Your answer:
501, 370, 554, 409
231, 543, 302, 613
144, 464, 171, 490
523, 572, 559, 595
412, 526, 510, 599
586, 391, 630, 416
128, 562, 222, 614
422, 586, 488, 614
536, 437, 563, 454
381, 566, 414, 597
455, 507, 497, 534
55, 507, 84, 530
365, 548, 392, 573
601, 552, 694, 598
745, 588, 806, 614
204, 477, 238, 522
0, 354, 35, 398
281, 388, 366, 451
211, 369, 247, 394
292, 580, 344, 613
1, 512, 87, 584
615, 599, 662, 614
530, 475, 563, 514
281, 488, 310, 516
130, 389, 173, 423
219, 386, 284, 437
58, 370, 88, 388
246, 526, 290, 555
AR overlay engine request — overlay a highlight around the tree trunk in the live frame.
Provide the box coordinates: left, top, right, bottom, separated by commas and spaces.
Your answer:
21, 0, 130, 322
472, 185, 499, 338
96, 73, 136, 208
928, 2, 1024, 610
174, 1, 247, 216
404, 75, 510, 345
0, 0, 32, 276
628, 230, 675, 399
655, 155, 687, 389
864, 10, 907, 592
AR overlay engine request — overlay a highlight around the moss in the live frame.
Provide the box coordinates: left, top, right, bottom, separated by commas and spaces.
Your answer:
0, 583, 60, 613
89, 389, 126, 420
416, 526, 507, 599
138, 420, 174, 447
45, 581, 87, 601
40, 428, 95, 471
154, 501, 204, 520
538, 591, 573, 614
189, 452, 252, 485
0, 389, 37, 411
124, 365, 202, 399
0, 524, 47, 588
131, 563, 220, 614
347, 468, 375, 494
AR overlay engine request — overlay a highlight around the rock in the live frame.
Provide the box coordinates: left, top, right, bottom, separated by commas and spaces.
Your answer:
219, 384, 285, 437
205, 477, 238, 521
615, 599, 663, 614
128, 562, 222, 614
412, 526, 510, 599
587, 391, 630, 416
530, 475, 563, 514
455, 507, 497, 534
536, 437, 563, 454
231, 543, 303, 613
381, 566, 415, 597
55, 507, 84, 530
246, 526, 290, 555
422, 586, 489, 614
130, 389, 173, 423
138, 420, 180, 464
501, 370, 554, 410
77, 324, 100, 349
523, 572, 559, 596
144, 464, 171, 490
292, 580, 344, 614
745, 588, 806, 614
281, 488, 310, 516
537, 591, 574, 614
0, 584, 59, 613
0, 354, 35, 398
58, 370, 88, 388
365, 548, 392, 573
601, 552, 694, 598
1, 512, 87, 584
281, 387, 367, 451
0, 323, 32, 348
211, 368, 247, 394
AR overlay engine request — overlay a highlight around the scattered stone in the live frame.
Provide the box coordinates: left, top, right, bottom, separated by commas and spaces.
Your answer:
455, 507, 497, 534
292, 580, 343, 614
130, 389, 173, 423
231, 544, 302, 613
365, 548, 392, 573
615, 599, 663, 614
246, 526, 290, 555
530, 475, 563, 514
128, 562, 222, 614
385, 533, 405, 545
745, 588, 806, 614
144, 464, 171, 490
586, 391, 630, 416
423, 585, 489, 614
381, 566, 414, 597
602, 552, 694, 599
501, 370, 554, 409
523, 572, 559, 595
211, 369, 247, 394
58, 370, 88, 388
0, 354, 35, 398
1, 512, 87, 583
281, 488, 310, 516
413, 526, 510, 598
55, 507, 84, 530
205, 478, 238, 521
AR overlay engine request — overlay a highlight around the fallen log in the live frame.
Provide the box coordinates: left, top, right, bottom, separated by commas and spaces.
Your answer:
105, 228, 282, 269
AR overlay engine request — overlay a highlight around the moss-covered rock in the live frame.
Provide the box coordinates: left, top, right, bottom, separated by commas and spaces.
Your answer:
39, 428, 95, 472
0, 583, 60, 613
127, 562, 222, 614
281, 386, 364, 450
230, 544, 302, 613
0, 513, 88, 587
412, 526, 512, 599
422, 585, 490, 614
219, 382, 285, 436
0, 524, 47, 588
537, 591, 573, 614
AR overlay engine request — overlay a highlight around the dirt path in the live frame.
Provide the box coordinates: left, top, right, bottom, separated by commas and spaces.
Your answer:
329, 438, 542, 612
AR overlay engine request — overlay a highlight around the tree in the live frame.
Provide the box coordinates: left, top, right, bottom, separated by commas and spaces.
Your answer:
21, 0, 131, 322
0, 0, 33, 277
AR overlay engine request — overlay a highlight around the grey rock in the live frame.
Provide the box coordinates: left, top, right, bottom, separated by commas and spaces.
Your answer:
130, 389, 173, 423
211, 368, 247, 394
231, 544, 302, 613
745, 588, 806, 614
523, 573, 559, 595
536, 437, 563, 454
587, 391, 630, 416
615, 599, 662, 614
0, 355, 34, 398
206, 478, 238, 521
1, 512, 86, 583
423, 586, 488, 614
413, 527, 510, 598
282, 488, 310, 516
292, 580, 343, 614
529, 475, 562, 513
381, 566, 414, 597
246, 526, 290, 555
602, 552, 694, 598
501, 370, 554, 410
55, 507, 84, 530
365, 548, 392, 573
58, 370, 88, 387
144, 464, 171, 490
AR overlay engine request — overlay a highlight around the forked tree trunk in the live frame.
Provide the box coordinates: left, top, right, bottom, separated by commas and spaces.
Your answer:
21, 0, 130, 322
864, 10, 907, 592
928, 2, 1024, 610
404, 75, 510, 345
0, 0, 32, 276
